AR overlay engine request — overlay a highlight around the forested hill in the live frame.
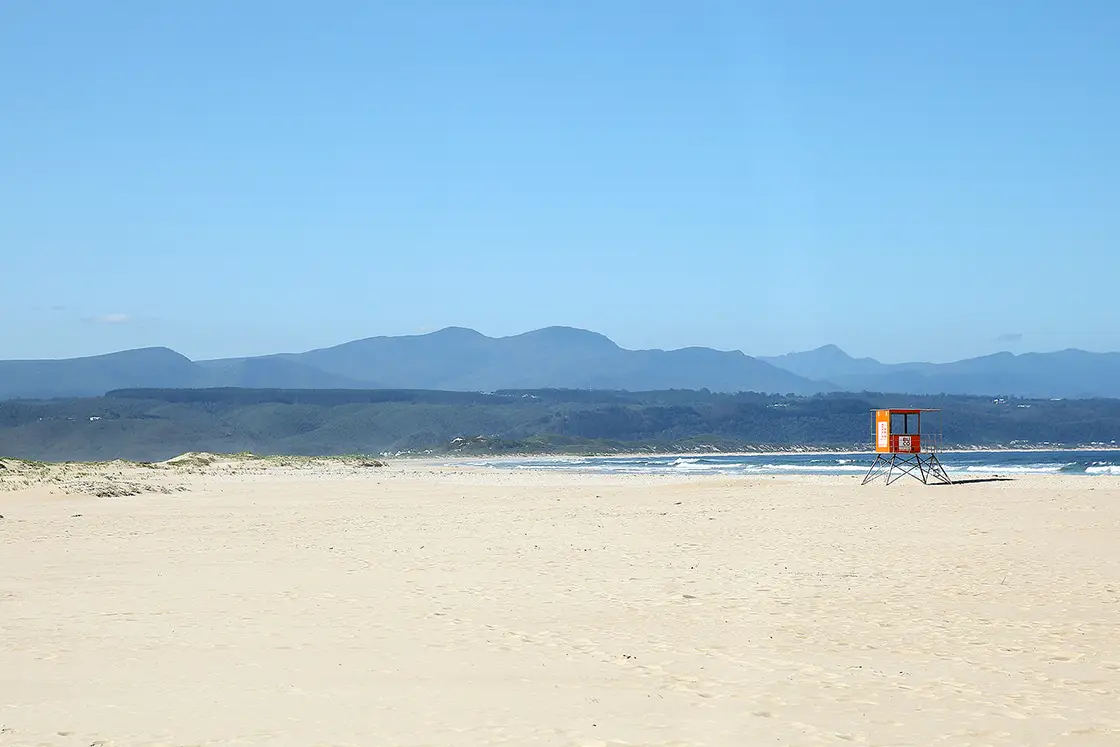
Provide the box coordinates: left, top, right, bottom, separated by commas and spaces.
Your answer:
1, 388, 1117, 463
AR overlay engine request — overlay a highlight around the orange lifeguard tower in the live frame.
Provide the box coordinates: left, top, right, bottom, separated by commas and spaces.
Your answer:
861, 408, 952, 485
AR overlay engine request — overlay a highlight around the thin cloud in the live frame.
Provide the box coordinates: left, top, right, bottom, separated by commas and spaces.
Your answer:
88, 313, 131, 324
995, 332, 1023, 343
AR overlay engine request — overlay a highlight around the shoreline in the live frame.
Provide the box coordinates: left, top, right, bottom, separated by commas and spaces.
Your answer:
435, 445, 1120, 463
4, 444, 1120, 469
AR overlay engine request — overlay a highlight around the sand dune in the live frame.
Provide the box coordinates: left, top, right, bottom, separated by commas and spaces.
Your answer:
1, 460, 1118, 746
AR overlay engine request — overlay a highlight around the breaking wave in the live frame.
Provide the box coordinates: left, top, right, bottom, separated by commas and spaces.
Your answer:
462, 450, 1120, 477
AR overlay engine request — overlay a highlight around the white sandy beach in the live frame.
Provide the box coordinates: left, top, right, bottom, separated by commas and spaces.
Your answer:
1, 457, 1118, 746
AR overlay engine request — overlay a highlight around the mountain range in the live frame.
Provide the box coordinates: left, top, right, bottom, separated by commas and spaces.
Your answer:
757, 344, 1120, 399
3, 327, 1120, 400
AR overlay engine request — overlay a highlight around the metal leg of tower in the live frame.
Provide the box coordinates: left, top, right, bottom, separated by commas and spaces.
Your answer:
861, 456, 890, 485
864, 453, 953, 486
925, 454, 953, 484
885, 455, 926, 485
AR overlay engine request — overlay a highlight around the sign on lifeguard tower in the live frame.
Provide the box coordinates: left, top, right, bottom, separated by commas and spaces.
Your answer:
862, 408, 952, 485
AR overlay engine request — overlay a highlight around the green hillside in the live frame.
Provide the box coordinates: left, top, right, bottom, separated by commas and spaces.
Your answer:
2, 388, 1117, 462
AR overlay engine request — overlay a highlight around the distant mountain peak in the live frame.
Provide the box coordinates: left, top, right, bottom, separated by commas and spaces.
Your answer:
760, 344, 887, 381
806, 344, 853, 358
85, 346, 192, 363
426, 326, 486, 339
516, 325, 603, 336
509, 326, 620, 348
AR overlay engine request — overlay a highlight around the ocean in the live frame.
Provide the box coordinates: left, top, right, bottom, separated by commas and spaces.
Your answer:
461, 450, 1120, 477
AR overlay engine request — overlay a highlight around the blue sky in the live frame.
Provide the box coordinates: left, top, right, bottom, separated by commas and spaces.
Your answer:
2, 1, 1117, 363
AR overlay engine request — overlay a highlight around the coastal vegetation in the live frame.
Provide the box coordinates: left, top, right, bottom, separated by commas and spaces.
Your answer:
1, 387, 1117, 462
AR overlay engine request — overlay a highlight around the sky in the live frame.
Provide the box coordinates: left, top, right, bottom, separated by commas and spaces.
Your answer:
2, 1, 1118, 363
